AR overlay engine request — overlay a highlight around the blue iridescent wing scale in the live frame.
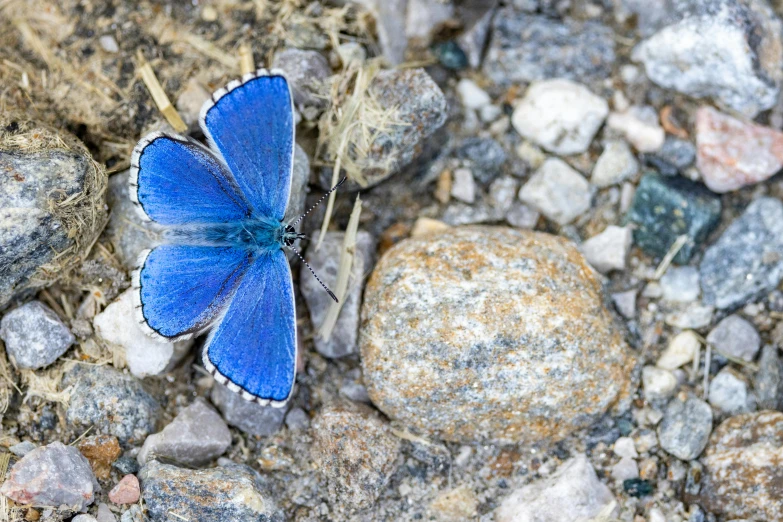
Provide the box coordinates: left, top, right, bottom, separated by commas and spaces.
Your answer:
203, 250, 296, 406
199, 69, 294, 221
130, 132, 252, 225
132, 245, 253, 342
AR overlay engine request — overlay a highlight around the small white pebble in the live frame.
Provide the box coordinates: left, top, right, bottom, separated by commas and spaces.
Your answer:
99, 35, 119, 53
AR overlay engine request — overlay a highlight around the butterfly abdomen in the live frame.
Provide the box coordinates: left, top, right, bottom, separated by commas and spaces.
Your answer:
162, 216, 285, 253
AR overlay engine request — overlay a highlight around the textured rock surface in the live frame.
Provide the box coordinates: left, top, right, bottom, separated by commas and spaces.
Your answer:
626, 173, 721, 264
108, 474, 140, 505
591, 140, 639, 187
700, 198, 783, 309
511, 80, 608, 155
693, 411, 783, 520
210, 382, 287, 437
484, 9, 615, 85
519, 158, 591, 225
708, 367, 754, 415
495, 455, 617, 522
0, 300, 74, 369
696, 106, 783, 193
632, 0, 783, 117
94, 289, 191, 378
311, 402, 401, 511
139, 460, 278, 521
706, 314, 760, 362
658, 395, 713, 461
756, 345, 782, 410
78, 435, 121, 481
581, 226, 632, 274
606, 106, 665, 153
138, 398, 231, 467
360, 226, 637, 444
0, 441, 96, 511
0, 119, 107, 309
271, 48, 330, 109
63, 364, 161, 445
301, 231, 373, 358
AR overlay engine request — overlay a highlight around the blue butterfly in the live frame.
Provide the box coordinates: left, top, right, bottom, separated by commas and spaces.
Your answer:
128, 69, 339, 407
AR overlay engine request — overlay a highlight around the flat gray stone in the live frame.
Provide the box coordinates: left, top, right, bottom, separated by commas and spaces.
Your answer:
271, 48, 331, 109
0, 300, 74, 369
138, 398, 231, 467
658, 395, 713, 461
210, 382, 287, 437
706, 314, 761, 362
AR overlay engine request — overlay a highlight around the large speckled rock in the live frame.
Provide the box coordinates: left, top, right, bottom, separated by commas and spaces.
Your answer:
63, 364, 161, 445
360, 226, 637, 444
139, 461, 278, 521
310, 402, 401, 512
0, 117, 107, 309
690, 411, 783, 520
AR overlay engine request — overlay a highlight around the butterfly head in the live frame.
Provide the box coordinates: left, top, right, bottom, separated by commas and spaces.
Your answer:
282, 224, 305, 247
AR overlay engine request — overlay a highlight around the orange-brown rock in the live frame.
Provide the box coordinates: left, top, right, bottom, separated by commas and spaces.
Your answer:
360, 226, 637, 444
78, 435, 121, 480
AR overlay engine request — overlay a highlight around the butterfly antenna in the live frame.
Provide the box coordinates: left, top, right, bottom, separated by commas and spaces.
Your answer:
291, 176, 347, 228
290, 246, 338, 303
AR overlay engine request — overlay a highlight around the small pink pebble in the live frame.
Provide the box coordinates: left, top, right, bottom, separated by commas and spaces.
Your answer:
108, 474, 140, 504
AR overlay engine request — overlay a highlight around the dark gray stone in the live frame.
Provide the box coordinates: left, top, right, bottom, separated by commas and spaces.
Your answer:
658, 396, 713, 460
626, 173, 721, 264
755, 345, 782, 410
139, 460, 279, 522
138, 398, 231, 467
483, 9, 615, 85
0, 441, 96, 511
63, 364, 161, 445
0, 300, 74, 369
455, 137, 507, 185
700, 198, 783, 310
210, 382, 287, 437
9, 441, 36, 457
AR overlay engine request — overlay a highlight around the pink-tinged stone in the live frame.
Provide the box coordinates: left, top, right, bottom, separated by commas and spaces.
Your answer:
696, 106, 783, 193
108, 474, 140, 505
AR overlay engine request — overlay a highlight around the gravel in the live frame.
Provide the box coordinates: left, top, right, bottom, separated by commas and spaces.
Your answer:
0, 300, 74, 369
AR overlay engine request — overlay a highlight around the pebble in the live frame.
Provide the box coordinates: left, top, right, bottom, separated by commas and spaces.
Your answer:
138, 398, 231, 467
175, 78, 210, 129
642, 366, 678, 402
301, 231, 373, 358
0, 301, 74, 369
696, 106, 783, 193
706, 315, 760, 362
665, 305, 714, 330
0, 120, 107, 308
658, 395, 713, 461
694, 411, 783, 519
139, 460, 278, 521
755, 345, 782, 410
108, 474, 140, 505
519, 158, 592, 225
360, 68, 447, 187
494, 455, 617, 522
310, 402, 400, 511
612, 290, 637, 319
78, 435, 121, 480
96, 504, 116, 522
63, 364, 161, 445
428, 485, 479, 521
614, 436, 638, 459
210, 382, 287, 437
488, 176, 519, 214
612, 457, 639, 482
112, 456, 140, 476
647, 137, 697, 176
626, 173, 721, 264
659, 266, 700, 302
98, 35, 119, 53
73, 516, 98, 522
119, 505, 142, 522
631, 0, 783, 117
455, 137, 507, 185
450, 168, 476, 204
700, 198, 783, 310
405, 0, 454, 46
456, 4, 494, 69
9, 440, 36, 457
336, 42, 366, 67
360, 227, 636, 444
271, 48, 331, 109
456, 78, 491, 110
591, 140, 639, 187
657, 331, 700, 370
483, 9, 615, 85
709, 368, 754, 416
506, 202, 540, 230
0, 441, 96, 511
606, 106, 665, 153
94, 289, 192, 378
511, 79, 609, 155
284, 407, 310, 431
580, 225, 632, 273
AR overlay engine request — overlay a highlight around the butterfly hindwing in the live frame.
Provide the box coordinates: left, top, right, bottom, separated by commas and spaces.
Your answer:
133, 245, 253, 341
203, 249, 296, 406
130, 133, 252, 225
199, 69, 294, 221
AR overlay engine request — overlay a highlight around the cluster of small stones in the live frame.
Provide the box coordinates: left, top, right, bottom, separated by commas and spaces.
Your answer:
3, 0, 783, 521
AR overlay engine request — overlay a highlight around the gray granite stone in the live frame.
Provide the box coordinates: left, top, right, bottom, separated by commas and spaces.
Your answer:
0, 300, 74, 369
210, 382, 287, 437
658, 395, 713, 460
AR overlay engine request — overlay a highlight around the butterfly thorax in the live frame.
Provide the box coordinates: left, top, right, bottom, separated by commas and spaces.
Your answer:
162, 216, 299, 253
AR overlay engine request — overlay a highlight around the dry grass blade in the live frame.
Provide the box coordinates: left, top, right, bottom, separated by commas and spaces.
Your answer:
238, 43, 255, 76
317, 196, 362, 341
136, 51, 187, 133
652, 234, 689, 280
19, 365, 72, 405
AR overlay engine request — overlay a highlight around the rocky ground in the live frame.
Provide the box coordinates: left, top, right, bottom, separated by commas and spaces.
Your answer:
2, 0, 783, 521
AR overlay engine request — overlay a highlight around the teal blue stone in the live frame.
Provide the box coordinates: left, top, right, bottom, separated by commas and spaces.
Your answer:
432, 41, 469, 70
626, 173, 721, 264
